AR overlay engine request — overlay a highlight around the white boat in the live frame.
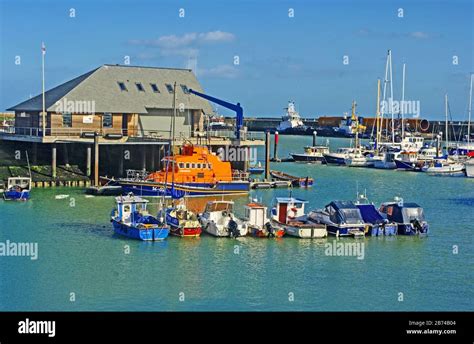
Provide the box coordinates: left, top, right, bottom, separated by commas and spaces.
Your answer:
276, 101, 311, 134
244, 202, 285, 238
271, 197, 327, 238
199, 201, 248, 237
291, 145, 329, 163
373, 151, 399, 169
394, 151, 419, 170
465, 159, 474, 177
344, 152, 372, 167
417, 146, 437, 162
421, 159, 465, 174
323, 147, 355, 164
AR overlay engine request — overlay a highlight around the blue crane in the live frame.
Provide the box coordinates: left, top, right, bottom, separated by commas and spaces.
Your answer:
188, 89, 244, 139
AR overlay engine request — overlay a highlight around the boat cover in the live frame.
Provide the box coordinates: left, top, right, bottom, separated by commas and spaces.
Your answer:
356, 204, 384, 224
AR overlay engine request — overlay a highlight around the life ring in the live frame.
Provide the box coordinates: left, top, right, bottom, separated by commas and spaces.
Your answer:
419, 119, 429, 132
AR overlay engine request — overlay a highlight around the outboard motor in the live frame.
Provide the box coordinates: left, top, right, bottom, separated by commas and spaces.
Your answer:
228, 218, 239, 238
411, 219, 423, 234
265, 222, 275, 238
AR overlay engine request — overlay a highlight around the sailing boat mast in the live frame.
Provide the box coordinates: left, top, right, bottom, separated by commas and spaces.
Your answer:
352, 100, 359, 148
468, 73, 473, 142
376, 78, 381, 153
401, 63, 406, 138
389, 51, 395, 143
171, 82, 177, 185
445, 93, 449, 155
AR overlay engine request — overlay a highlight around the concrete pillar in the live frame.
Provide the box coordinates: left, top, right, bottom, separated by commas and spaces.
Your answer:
51, 144, 57, 179
86, 146, 92, 177
141, 146, 147, 171
62, 144, 70, 167
265, 131, 271, 181
117, 145, 124, 177
150, 145, 156, 171
94, 133, 99, 186
31, 142, 38, 165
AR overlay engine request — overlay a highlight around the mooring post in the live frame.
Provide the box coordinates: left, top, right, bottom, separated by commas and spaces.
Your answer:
86, 146, 91, 177
94, 132, 99, 186
313, 130, 317, 146
273, 131, 279, 160
51, 144, 57, 179
265, 131, 271, 181
31, 142, 38, 165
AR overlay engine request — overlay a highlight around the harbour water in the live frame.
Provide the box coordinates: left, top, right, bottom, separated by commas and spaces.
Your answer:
0, 136, 473, 311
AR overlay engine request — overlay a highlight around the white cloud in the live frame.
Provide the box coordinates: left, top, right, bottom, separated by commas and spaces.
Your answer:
409, 31, 430, 39
129, 31, 235, 49
197, 65, 239, 79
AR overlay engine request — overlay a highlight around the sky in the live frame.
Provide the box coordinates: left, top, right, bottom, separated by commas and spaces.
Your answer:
0, 0, 472, 120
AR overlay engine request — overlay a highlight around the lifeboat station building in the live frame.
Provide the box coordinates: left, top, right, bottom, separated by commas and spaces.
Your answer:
1, 64, 263, 180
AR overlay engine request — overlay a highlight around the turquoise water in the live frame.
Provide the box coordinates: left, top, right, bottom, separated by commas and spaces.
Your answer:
0, 136, 473, 311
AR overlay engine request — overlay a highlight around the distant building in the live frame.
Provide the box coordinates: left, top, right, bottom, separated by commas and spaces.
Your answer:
5, 64, 212, 143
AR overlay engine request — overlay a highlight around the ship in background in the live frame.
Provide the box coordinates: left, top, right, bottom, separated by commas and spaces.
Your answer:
275, 101, 314, 135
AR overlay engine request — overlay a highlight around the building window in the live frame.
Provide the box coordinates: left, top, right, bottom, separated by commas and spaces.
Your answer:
150, 83, 160, 93
165, 84, 174, 93
62, 113, 72, 127
135, 83, 145, 92
180, 84, 190, 94
118, 82, 128, 91
103, 113, 113, 128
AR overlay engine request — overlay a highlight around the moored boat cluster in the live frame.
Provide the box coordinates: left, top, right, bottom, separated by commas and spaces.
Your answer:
110, 193, 429, 241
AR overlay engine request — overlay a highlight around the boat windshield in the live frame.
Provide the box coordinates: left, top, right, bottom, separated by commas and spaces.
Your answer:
340, 209, 363, 224
402, 207, 425, 222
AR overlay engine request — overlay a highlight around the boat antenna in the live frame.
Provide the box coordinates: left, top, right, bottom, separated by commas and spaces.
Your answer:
401, 63, 406, 138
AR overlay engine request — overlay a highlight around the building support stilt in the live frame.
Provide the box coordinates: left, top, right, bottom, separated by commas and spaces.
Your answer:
51, 144, 57, 179
94, 133, 99, 186
86, 146, 92, 177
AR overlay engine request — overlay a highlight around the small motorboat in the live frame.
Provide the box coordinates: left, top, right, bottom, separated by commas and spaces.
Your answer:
165, 201, 202, 237
244, 202, 285, 238
199, 201, 248, 237
3, 177, 31, 201
248, 162, 265, 175
270, 170, 313, 187
421, 159, 465, 175
323, 147, 355, 165
466, 157, 474, 177
394, 151, 419, 171
378, 198, 429, 235
271, 197, 327, 238
373, 151, 399, 169
290, 145, 330, 163
111, 193, 169, 241
354, 193, 397, 236
308, 201, 366, 237
344, 151, 372, 167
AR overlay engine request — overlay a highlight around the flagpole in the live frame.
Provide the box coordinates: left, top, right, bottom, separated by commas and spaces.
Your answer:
41, 42, 46, 137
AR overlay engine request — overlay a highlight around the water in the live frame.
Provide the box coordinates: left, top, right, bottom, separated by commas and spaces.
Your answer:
0, 136, 473, 311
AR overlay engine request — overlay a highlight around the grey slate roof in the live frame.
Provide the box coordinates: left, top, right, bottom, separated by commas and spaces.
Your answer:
8, 64, 212, 114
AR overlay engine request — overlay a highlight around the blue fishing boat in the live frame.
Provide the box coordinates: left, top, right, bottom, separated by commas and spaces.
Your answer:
110, 193, 169, 241
354, 193, 397, 236
308, 201, 366, 237
379, 198, 429, 235
248, 162, 265, 175
3, 177, 31, 201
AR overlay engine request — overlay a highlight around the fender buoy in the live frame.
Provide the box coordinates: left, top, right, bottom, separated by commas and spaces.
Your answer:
419, 119, 429, 132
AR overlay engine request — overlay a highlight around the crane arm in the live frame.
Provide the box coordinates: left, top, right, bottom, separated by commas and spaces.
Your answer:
188, 89, 244, 139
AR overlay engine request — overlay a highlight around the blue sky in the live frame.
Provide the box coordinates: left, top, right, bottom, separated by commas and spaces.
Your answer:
0, 0, 472, 119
